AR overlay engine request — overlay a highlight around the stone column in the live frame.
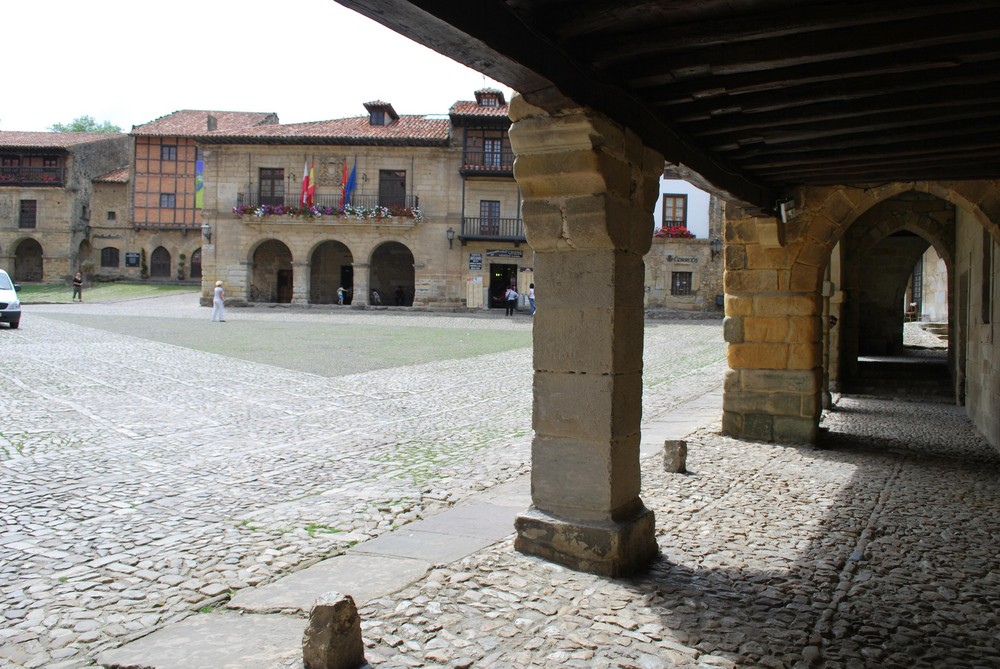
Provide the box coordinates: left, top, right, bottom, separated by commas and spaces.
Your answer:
721, 214, 823, 443
351, 263, 370, 307
292, 260, 310, 306
508, 96, 661, 576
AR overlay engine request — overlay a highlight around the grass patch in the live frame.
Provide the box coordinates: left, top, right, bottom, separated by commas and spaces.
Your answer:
303, 523, 342, 537
18, 281, 198, 304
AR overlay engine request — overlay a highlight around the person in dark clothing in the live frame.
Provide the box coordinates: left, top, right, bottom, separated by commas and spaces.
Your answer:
504, 286, 519, 316
72, 272, 83, 301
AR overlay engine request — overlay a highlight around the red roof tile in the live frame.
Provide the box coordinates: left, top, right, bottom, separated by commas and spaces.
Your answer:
131, 110, 278, 136
94, 166, 129, 183
449, 101, 511, 118
195, 115, 451, 145
0, 131, 126, 149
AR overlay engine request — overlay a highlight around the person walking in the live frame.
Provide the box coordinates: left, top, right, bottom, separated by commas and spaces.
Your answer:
528, 282, 535, 316
211, 280, 226, 322
337, 286, 345, 305
72, 272, 83, 301
504, 285, 519, 316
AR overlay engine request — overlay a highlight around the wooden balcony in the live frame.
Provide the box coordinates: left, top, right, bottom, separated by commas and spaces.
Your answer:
460, 150, 514, 177
0, 166, 65, 186
459, 217, 525, 244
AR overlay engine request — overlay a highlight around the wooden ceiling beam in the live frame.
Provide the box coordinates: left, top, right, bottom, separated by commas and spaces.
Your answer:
590, 10, 1000, 74
580, 0, 988, 63
664, 64, 1000, 122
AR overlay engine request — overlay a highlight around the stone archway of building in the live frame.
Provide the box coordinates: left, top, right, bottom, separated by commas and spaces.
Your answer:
310, 241, 354, 305
78, 240, 94, 274
190, 248, 203, 280
150, 246, 171, 278
13, 239, 43, 282
251, 239, 293, 303
369, 241, 415, 306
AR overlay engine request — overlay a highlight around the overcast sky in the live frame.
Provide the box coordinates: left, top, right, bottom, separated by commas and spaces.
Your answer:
1, 0, 512, 132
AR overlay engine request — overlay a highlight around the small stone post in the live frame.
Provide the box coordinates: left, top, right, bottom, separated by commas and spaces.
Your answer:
302, 592, 366, 669
663, 439, 687, 474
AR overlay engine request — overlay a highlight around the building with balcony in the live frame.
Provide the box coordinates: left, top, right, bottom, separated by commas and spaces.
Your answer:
0, 131, 129, 282
195, 90, 534, 309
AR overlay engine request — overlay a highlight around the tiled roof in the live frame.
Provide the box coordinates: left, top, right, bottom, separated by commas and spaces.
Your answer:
0, 131, 126, 149
94, 166, 129, 183
131, 110, 279, 136
194, 115, 451, 146
449, 101, 510, 118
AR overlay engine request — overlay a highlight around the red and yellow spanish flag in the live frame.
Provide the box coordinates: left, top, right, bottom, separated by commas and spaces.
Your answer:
307, 162, 316, 206
300, 161, 309, 207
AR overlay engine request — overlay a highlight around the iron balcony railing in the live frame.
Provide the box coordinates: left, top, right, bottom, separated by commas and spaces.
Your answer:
236, 192, 419, 211
460, 150, 515, 175
0, 166, 65, 186
459, 217, 525, 243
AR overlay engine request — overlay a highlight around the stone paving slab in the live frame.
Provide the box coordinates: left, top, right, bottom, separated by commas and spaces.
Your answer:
95, 612, 305, 669
228, 554, 432, 615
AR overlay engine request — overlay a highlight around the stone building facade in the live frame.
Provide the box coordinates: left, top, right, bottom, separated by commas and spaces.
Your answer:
0, 132, 129, 282
195, 91, 533, 309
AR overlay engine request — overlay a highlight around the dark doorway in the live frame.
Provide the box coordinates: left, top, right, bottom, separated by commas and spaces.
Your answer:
309, 240, 353, 304
489, 263, 517, 309
150, 246, 171, 278
277, 269, 293, 303
190, 248, 202, 279
369, 241, 415, 305
340, 265, 354, 305
13, 239, 43, 282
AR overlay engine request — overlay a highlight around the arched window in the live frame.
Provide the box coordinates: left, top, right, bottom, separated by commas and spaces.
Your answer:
101, 247, 120, 268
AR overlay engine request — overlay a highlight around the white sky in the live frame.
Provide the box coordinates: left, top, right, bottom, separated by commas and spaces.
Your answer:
1, 0, 512, 132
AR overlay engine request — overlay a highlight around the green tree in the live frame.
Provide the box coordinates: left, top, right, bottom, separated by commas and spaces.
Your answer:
49, 115, 122, 133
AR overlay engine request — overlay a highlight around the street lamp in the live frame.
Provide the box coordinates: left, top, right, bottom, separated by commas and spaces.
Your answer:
202, 222, 212, 243
710, 237, 722, 261
446, 226, 455, 249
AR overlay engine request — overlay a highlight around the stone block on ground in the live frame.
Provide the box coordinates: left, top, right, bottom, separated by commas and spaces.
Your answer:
664, 439, 687, 473
302, 592, 365, 669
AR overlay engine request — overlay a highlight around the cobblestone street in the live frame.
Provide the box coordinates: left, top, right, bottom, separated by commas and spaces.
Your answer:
0, 296, 727, 668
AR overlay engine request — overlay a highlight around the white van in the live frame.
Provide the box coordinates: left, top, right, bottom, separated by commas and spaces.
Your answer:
0, 269, 21, 329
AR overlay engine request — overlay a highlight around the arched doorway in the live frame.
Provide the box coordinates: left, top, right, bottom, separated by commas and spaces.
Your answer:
190, 248, 202, 279
832, 192, 956, 400
14, 239, 43, 282
310, 241, 354, 304
369, 241, 415, 306
251, 240, 293, 303
150, 246, 171, 278
78, 240, 93, 274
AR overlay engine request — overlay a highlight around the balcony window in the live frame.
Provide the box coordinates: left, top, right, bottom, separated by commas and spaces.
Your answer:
480, 200, 500, 235
662, 194, 688, 227
259, 168, 284, 206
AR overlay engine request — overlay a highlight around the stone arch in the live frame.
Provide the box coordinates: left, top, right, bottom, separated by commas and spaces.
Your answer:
190, 248, 202, 279
250, 239, 293, 303
310, 240, 354, 304
13, 238, 43, 282
369, 241, 415, 306
78, 239, 94, 274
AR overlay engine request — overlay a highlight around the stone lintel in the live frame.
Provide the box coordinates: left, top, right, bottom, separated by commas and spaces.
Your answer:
514, 505, 658, 577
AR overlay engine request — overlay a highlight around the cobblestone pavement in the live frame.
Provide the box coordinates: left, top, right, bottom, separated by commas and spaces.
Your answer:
348, 397, 1000, 669
0, 296, 727, 669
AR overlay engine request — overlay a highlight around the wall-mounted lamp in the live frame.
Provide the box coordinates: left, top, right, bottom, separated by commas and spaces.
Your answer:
776, 198, 797, 223
710, 238, 723, 261
446, 226, 455, 249
201, 222, 212, 243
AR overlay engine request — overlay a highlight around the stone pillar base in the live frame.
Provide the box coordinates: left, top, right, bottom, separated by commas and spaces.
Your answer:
514, 505, 658, 577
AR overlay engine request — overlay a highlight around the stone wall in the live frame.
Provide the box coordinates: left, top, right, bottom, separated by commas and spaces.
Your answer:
644, 237, 722, 311
957, 207, 999, 447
